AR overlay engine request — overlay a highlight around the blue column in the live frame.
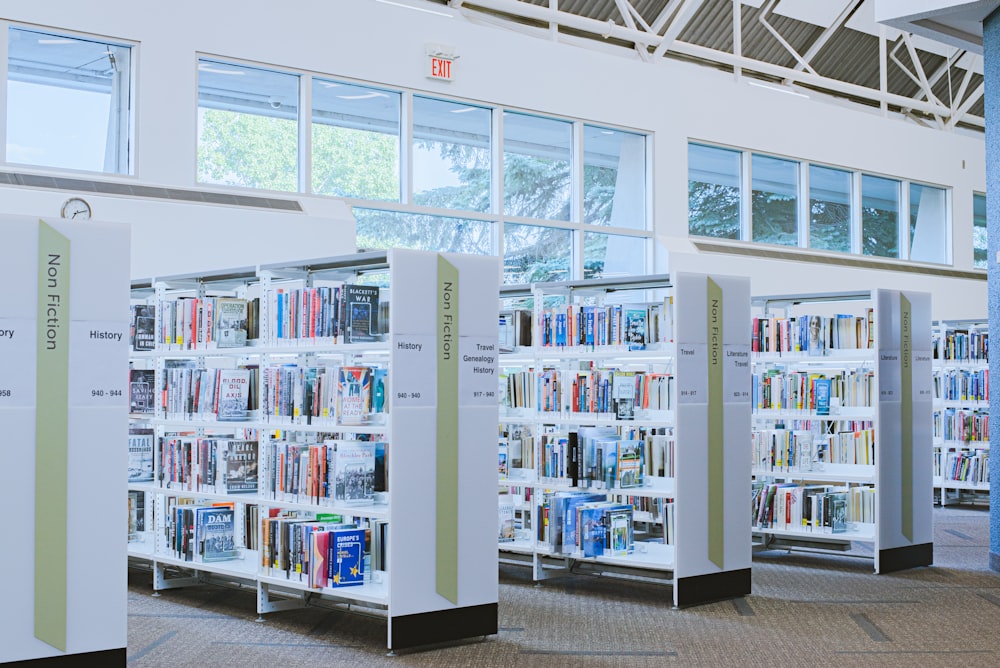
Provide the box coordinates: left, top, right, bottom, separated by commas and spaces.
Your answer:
988, 8, 1000, 573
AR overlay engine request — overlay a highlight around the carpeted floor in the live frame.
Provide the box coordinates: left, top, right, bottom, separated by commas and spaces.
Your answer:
126, 504, 1000, 667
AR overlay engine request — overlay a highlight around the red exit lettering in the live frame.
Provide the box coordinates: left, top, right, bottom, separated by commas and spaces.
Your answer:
430, 57, 452, 80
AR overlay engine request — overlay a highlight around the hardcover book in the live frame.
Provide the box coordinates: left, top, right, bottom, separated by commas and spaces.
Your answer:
337, 366, 372, 425
198, 506, 237, 562
225, 440, 259, 493
214, 297, 249, 348
128, 426, 155, 483
216, 369, 252, 420
624, 308, 647, 350
328, 527, 366, 587
131, 304, 156, 351
129, 368, 156, 414
343, 284, 379, 343
616, 440, 644, 488
332, 440, 376, 503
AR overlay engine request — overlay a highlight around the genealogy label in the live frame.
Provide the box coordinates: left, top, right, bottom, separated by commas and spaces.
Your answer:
459, 335, 497, 406
69, 320, 129, 407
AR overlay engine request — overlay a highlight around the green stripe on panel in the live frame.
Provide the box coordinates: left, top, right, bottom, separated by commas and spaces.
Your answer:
707, 278, 724, 569
35, 221, 70, 651
436, 256, 460, 604
900, 294, 913, 542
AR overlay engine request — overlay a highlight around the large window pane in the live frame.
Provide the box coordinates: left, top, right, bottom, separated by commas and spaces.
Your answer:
412, 96, 491, 212
688, 143, 741, 239
354, 208, 491, 255
197, 59, 299, 192
583, 232, 645, 279
862, 174, 900, 258
751, 154, 798, 246
312, 78, 399, 201
503, 112, 571, 221
909, 183, 949, 264
809, 165, 851, 253
584, 125, 645, 229
7, 27, 132, 173
974, 193, 987, 269
504, 223, 571, 283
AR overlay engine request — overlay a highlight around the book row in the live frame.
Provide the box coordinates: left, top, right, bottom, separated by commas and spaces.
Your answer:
934, 367, 989, 403
532, 425, 675, 489
533, 299, 675, 349
752, 367, 875, 412
501, 367, 673, 417
165, 502, 240, 563
751, 482, 874, 533
160, 365, 257, 421
262, 363, 388, 426
751, 425, 876, 472
934, 408, 989, 444
153, 436, 259, 493
751, 312, 875, 355
933, 328, 988, 362
272, 283, 385, 344
535, 491, 638, 558
153, 296, 259, 350
934, 448, 989, 484
262, 438, 388, 506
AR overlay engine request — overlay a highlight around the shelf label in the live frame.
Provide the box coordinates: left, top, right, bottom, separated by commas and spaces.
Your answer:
878, 348, 901, 401
676, 342, 707, 404
69, 320, 129, 406
723, 343, 751, 403
0, 317, 35, 407
912, 349, 933, 400
392, 333, 435, 407
459, 335, 497, 406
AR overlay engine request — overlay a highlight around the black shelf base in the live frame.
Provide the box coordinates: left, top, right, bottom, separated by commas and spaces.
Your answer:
675, 568, 751, 608
878, 543, 933, 573
5, 648, 125, 667
390, 603, 498, 651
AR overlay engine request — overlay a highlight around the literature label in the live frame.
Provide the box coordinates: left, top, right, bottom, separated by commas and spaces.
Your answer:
912, 349, 933, 400
722, 343, 751, 403
676, 342, 708, 404
69, 320, 128, 407
458, 335, 497, 406
878, 348, 901, 401
392, 333, 435, 407
0, 317, 35, 407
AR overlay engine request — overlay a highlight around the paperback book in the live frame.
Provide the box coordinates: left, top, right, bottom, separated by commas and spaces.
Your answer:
214, 297, 249, 348
331, 440, 376, 503
197, 506, 237, 562
343, 284, 380, 343
225, 440, 259, 493
217, 369, 252, 421
328, 526, 366, 587
131, 303, 156, 351
337, 366, 372, 425
129, 369, 156, 414
128, 426, 155, 483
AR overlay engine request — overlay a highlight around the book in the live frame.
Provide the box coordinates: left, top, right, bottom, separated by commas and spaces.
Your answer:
624, 308, 647, 350
498, 440, 509, 480
225, 440, 259, 493
612, 370, 636, 420
214, 297, 249, 348
197, 506, 237, 562
131, 304, 156, 351
616, 440, 644, 488
332, 440, 376, 503
337, 366, 372, 425
343, 284, 379, 343
128, 426, 155, 482
498, 496, 516, 542
814, 378, 831, 416
128, 490, 146, 538
216, 369, 252, 420
129, 368, 156, 414
328, 526, 365, 586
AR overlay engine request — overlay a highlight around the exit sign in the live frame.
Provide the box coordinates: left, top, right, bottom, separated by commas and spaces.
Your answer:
427, 55, 454, 81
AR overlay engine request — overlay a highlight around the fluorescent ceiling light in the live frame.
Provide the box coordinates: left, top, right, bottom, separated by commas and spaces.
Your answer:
375, 0, 453, 17
316, 81, 341, 88
746, 80, 809, 99
198, 64, 245, 75
37, 38, 76, 45
450, 107, 479, 113
336, 92, 388, 100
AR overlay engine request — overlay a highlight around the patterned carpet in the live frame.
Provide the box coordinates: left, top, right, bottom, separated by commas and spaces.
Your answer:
126, 505, 1000, 667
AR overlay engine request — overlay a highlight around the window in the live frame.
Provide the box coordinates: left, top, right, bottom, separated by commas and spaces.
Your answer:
311, 78, 400, 201
412, 96, 491, 212
6, 27, 132, 173
503, 111, 572, 221
354, 208, 491, 255
583, 125, 645, 229
908, 183, 949, 264
809, 165, 851, 253
974, 193, 987, 269
583, 231, 646, 279
688, 143, 741, 239
751, 154, 798, 246
504, 223, 572, 284
861, 174, 900, 258
197, 59, 299, 192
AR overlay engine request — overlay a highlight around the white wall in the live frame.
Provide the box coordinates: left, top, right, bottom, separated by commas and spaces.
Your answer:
0, 0, 987, 316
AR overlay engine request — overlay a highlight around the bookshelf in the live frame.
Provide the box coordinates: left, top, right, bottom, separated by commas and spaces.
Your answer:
750, 289, 934, 573
4, 216, 129, 665
932, 319, 989, 506
127, 249, 499, 651
498, 272, 752, 608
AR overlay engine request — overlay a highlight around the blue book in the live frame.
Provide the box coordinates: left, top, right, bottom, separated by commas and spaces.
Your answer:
555, 312, 568, 346
814, 378, 831, 416
197, 507, 237, 562
579, 504, 609, 557
328, 527, 366, 586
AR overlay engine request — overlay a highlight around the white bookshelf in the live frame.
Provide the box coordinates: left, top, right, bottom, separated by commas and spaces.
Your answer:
127, 249, 499, 651
750, 289, 933, 573
498, 272, 751, 607
3, 215, 130, 665
931, 319, 989, 506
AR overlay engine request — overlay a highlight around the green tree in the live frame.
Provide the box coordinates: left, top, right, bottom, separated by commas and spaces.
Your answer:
198, 110, 298, 191
688, 181, 740, 239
